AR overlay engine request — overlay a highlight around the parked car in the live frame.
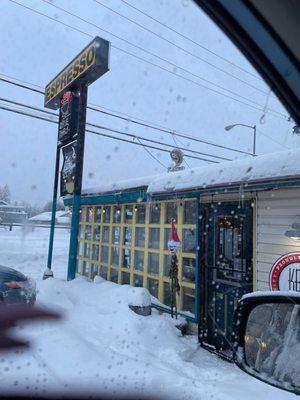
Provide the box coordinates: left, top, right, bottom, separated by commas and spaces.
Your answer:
0, 265, 36, 306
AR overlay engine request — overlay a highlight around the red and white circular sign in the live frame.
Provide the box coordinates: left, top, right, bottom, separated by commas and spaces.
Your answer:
269, 252, 300, 291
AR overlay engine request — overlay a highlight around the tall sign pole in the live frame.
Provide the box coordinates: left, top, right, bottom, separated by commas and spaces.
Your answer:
43, 37, 110, 280
67, 84, 88, 280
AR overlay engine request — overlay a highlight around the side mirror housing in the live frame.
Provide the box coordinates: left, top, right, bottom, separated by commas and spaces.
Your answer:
232, 292, 300, 395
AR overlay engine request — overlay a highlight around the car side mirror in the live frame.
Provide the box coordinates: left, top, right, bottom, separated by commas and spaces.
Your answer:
232, 292, 300, 395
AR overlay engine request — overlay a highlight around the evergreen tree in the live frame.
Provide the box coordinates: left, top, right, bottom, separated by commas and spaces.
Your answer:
0, 184, 11, 203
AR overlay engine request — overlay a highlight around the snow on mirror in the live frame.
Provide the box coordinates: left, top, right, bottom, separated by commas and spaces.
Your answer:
245, 303, 300, 393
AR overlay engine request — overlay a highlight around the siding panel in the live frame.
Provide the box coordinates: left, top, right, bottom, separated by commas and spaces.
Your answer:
256, 188, 300, 290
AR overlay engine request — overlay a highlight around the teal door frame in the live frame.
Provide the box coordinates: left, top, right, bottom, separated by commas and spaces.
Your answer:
199, 200, 253, 358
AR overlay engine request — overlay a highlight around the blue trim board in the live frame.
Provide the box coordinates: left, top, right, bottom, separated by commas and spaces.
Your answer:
64, 189, 148, 207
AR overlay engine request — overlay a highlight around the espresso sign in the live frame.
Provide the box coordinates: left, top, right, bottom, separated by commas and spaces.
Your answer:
270, 252, 300, 291
45, 36, 110, 109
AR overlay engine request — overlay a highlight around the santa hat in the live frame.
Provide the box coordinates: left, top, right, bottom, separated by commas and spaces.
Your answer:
168, 218, 181, 250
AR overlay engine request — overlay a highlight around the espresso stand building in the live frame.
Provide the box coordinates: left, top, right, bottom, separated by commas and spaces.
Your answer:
63, 148, 300, 357
43, 37, 299, 358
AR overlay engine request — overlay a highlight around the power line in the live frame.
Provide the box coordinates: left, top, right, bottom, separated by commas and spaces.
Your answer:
0, 102, 219, 164
0, 95, 228, 161
257, 129, 290, 150
135, 137, 168, 169
9, 0, 287, 121
0, 75, 255, 156
0, 76, 44, 95
0, 97, 222, 163
93, 0, 275, 98
119, 0, 262, 82
42, 0, 283, 116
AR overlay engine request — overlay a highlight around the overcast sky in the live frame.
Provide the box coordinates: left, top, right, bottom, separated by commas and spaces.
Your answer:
0, 0, 297, 206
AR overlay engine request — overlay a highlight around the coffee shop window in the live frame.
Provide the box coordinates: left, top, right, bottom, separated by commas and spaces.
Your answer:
182, 286, 195, 315
125, 205, 133, 223
103, 206, 111, 223
93, 225, 100, 241
164, 228, 171, 250
149, 228, 160, 249
112, 247, 120, 266
100, 265, 108, 280
163, 254, 171, 277
85, 225, 92, 240
110, 268, 118, 283
94, 206, 102, 223
84, 243, 91, 258
133, 274, 143, 287
136, 204, 146, 224
79, 208, 85, 222
101, 245, 109, 263
165, 202, 177, 224
113, 206, 121, 223
150, 203, 160, 224
123, 248, 131, 269
92, 244, 99, 261
86, 207, 93, 223
183, 200, 196, 224
163, 282, 172, 307
102, 226, 110, 243
135, 227, 145, 248
122, 271, 130, 285
124, 227, 132, 246
148, 252, 159, 275
147, 278, 159, 298
182, 228, 196, 253
112, 226, 120, 244
134, 250, 144, 272
182, 257, 195, 282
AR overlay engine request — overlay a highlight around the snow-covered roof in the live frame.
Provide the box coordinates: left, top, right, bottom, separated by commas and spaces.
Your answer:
0, 203, 25, 209
29, 211, 70, 222
148, 148, 300, 194
82, 174, 159, 196
80, 148, 300, 198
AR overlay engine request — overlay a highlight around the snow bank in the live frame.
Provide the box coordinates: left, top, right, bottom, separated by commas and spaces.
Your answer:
0, 227, 295, 399
29, 210, 70, 222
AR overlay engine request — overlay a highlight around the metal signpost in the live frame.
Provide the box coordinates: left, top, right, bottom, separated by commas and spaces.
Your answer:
43, 36, 110, 280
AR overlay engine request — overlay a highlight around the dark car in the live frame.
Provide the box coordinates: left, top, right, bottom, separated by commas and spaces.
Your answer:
0, 265, 36, 306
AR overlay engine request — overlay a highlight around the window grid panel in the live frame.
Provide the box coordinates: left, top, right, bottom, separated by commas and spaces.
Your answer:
77, 200, 197, 315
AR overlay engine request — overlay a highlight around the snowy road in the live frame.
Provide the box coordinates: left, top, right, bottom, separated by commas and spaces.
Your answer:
0, 227, 296, 399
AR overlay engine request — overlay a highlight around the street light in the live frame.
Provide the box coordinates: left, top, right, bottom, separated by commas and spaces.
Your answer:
224, 123, 257, 156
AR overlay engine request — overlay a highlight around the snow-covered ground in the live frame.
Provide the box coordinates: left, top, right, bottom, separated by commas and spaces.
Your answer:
0, 227, 296, 399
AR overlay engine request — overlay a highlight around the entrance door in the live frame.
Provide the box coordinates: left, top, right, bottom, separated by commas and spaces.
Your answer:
200, 201, 253, 358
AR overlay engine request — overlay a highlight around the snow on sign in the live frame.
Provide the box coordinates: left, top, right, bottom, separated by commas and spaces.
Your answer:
44, 36, 110, 110
270, 252, 300, 291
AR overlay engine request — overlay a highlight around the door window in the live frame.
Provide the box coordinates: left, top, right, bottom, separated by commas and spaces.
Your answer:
216, 215, 246, 282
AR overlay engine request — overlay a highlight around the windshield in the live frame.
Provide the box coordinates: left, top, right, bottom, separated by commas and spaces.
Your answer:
0, 0, 298, 399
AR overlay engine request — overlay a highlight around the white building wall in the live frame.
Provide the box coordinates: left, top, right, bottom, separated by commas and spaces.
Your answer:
256, 187, 300, 290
